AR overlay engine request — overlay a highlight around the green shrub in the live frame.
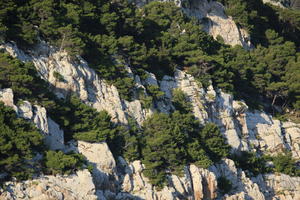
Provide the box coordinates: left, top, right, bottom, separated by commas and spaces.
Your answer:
53, 71, 65, 82
0, 103, 43, 181
140, 113, 229, 188
172, 89, 192, 113
146, 85, 165, 100
230, 151, 272, 176
272, 152, 300, 176
198, 123, 231, 161
218, 176, 232, 194
44, 151, 85, 175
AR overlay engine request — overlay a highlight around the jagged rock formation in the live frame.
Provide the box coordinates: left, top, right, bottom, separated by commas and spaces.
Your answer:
133, 0, 252, 49
77, 141, 118, 192
0, 88, 64, 150
263, 0, 286, 8
1, 42, 300, 199
0, 42, 149, 125
0, 170, 97, 200
253, 173, 300, 200
2, 139, 300, 200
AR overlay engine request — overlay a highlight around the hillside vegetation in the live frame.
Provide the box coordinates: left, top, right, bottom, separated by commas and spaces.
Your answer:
0, 0, 300, 187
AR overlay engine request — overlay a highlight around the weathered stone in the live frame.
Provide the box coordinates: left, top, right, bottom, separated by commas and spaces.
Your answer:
1, 170, 97, 200
77, 141, 117, 190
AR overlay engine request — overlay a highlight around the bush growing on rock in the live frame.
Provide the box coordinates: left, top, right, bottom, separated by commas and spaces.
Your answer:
0, 103, 43, 181
140, 113, 230, 187
172, 89, 193, 114
272, 152, 300, 176
44, 151, 85, 175
230, 151, 272, 176
218, 176, 233, 195
1, 0, 300, 114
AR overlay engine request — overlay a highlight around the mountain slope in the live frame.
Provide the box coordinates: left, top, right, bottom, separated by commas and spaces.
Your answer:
0, 0, 300, 200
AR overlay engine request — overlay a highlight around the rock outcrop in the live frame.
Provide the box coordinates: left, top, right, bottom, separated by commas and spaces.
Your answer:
0, 170, 97, 200
211, 159, 265, 200
263, 0, 286, 8
0, 88, 64, 150
0, 42, 150, 126
253, 173, 300, 200
1, 42, 300, 199
77, 141, 118, 192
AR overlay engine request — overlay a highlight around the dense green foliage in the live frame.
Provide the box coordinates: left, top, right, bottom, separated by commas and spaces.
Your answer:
0, 103, 43, 181
44, 150, 85, 175
1, 0, 299, 113
272, 152, 300, 176
172, 89, 193, 113
218, 176, 233, 195
230, 151, 272, 176
217, 0, 300, 45
231, 151, 300, 177
140, 112, 230, 187
1, 0, 300, 188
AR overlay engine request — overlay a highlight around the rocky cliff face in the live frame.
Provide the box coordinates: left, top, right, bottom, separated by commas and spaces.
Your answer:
1, 42, 300, 200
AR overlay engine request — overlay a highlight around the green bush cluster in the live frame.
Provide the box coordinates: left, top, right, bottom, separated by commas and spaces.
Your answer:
139, 113, 230, 188
1, 0, 300, 113
217, 0, 300, 45
231, 151, 300, 177
230, 151, 272, 176
0, 103, 43, 181
272, 152, 300, 176
172, 89, 193, 113
218, 176, 233, 195
44, 150, 85, 175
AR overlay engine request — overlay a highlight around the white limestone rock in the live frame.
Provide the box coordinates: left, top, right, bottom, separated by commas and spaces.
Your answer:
0, 170, 97, 200
77, 141, 118, 191
46, 118, 65, 150
18, 101, 33, 119
160, 70, 208, 124
189, 165, 204, 200
283, 122, 300, 159
212, 92, 244, 150
263, 0, 286, 8
0, 88, 17, 111
0, 42, 151, 125
198, 168, 217, 200
254, 173, 300, 200
211, 159, 265, 200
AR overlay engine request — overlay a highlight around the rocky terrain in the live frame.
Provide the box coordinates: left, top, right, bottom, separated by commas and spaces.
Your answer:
0, 39, 300, 200
0, 0, 299, 199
